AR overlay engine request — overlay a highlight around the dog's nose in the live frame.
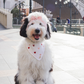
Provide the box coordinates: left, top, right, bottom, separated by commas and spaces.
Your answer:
35, 29, 40, 33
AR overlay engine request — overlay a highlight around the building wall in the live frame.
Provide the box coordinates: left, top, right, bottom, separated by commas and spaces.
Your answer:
0, 0, 3, 8
24, 0, 29, 9
5, 0, 11, 9
33, 1, 42, 9
72, 0, 84, 17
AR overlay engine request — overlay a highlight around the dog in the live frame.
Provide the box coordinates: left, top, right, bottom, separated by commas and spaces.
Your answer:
15, 12, 54, 84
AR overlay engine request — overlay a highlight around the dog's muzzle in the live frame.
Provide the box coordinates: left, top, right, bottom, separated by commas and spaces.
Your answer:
33, 29, 41, 40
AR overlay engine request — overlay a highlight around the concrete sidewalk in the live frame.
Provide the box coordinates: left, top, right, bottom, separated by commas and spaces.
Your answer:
0, 28, 84, 84
0, 24, 7, 30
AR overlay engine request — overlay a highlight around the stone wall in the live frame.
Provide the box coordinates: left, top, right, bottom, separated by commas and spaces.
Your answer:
0, 8, 13, 28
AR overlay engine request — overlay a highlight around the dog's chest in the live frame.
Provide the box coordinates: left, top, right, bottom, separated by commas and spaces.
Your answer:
18, 40, 52, 79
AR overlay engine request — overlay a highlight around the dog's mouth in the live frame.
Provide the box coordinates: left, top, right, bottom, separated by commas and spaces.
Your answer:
32, 34, 41, 40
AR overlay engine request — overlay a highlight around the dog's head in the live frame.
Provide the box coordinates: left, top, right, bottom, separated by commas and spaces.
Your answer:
20, 12, 51, 42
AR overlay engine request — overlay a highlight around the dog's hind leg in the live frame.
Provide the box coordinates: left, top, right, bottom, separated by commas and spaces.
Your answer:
47, 73, 55, 84
14, 73, 20, 84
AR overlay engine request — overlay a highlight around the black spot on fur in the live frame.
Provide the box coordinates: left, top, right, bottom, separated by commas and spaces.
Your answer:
49, 64, 53, 72
20, 18, 29, 37
45, 34, 48, 39
49, 68, 53, 72
47, 24, 51, 37
45, 24, 51, 39
14, 73, 20, 84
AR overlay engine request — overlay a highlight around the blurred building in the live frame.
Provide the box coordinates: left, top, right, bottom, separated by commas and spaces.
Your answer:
0, 0, 84, 19
33, 0, 84, 19
33, 1, 53, 19
0, 0, 24, 10
0, 0, 29, 16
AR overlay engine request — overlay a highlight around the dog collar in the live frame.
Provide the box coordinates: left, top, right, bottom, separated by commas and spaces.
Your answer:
26, 42, 45, 60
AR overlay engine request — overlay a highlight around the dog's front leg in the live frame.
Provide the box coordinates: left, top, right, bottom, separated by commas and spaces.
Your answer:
18, 71, 35, 84
36, 70, 48, 84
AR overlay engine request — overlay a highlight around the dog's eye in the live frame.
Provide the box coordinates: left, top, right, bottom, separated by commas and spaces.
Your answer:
31, 23, 34, 25
39, 23, 42, 26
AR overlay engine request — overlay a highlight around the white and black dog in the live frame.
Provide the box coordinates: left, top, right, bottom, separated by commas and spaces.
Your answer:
15, 12, 54, 84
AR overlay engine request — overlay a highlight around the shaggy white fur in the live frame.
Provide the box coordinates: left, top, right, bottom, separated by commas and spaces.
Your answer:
16, 12, 54, 84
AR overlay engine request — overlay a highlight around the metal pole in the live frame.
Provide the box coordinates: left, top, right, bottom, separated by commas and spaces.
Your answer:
29, 0, 32, 13
4, 2, 5, 8
70, 0, 72, 29
3, 0, 5, 8
74, 11, 76, 19
59, 3, 61, 19
19, 1, 20, 24
43, 0, 44, 13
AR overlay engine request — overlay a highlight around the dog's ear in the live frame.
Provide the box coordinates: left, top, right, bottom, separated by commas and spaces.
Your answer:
20, 18, 29, 37
45, 23, 51, 39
